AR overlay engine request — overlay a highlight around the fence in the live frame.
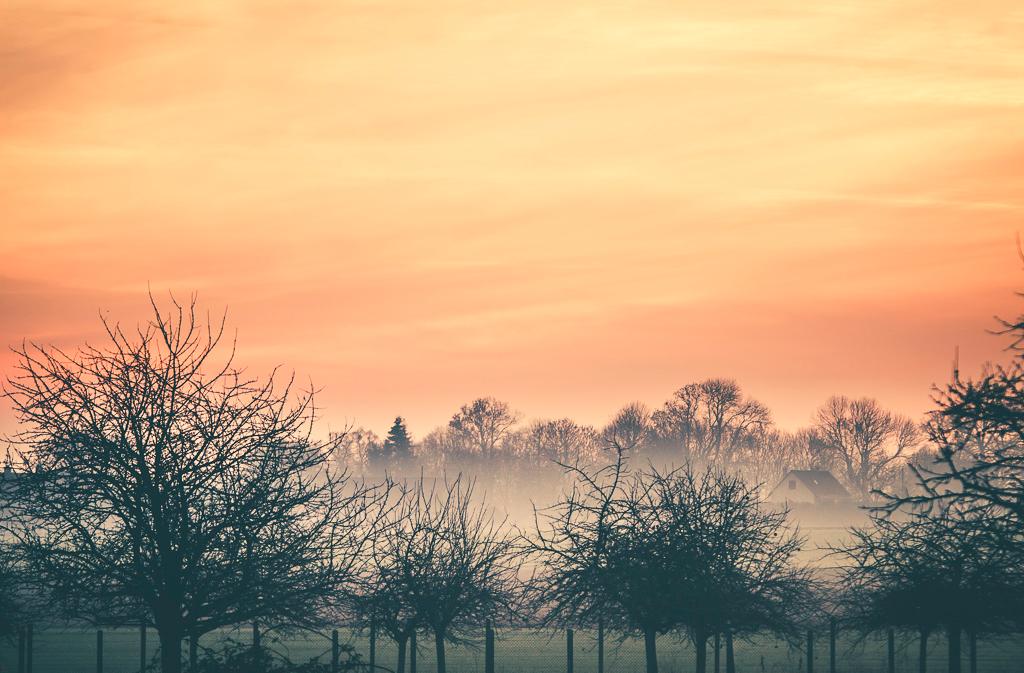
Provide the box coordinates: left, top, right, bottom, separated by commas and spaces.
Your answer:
2, 622, 1023, 673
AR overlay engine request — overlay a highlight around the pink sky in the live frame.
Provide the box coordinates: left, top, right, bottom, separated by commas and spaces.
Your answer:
2, 1, 1024, 439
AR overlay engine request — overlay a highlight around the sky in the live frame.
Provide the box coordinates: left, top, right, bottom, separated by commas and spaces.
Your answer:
2, 0, 1024, 439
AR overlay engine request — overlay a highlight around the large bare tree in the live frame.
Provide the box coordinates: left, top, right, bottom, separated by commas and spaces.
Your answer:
3, 296, 387, 673
529, 455, 813, 673
650, 379, 772, 468
813, 396, 919, 499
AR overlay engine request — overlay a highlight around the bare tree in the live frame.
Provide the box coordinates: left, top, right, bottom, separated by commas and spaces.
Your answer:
367, 475, 523, 673
832, 506, 1023, 673
514, 418, 601, 467
529, 456, 813, 673
650, 379, 772, 467
410, 398, 523, 510
601, 403, 652, 454
347, 498, 420, 673
888, 365, 1024, 525
330, 427, 381, 475
447, 398, 521, 459
2, 296, 388, 673
416, 426, 458, 474
813, 396, 919, 500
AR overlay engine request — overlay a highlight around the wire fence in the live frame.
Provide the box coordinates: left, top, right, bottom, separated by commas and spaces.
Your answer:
2, 625, 1024, 673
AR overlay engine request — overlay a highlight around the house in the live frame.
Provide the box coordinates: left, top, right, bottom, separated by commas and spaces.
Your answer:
766, 469, 852, 505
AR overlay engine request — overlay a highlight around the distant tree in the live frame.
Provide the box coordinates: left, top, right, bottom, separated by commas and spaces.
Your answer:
364, 417, 413, 474
416, 426, 457, 473
601, 403, 652, 454
382, 417, 413, 462
447, 398, 520, 460
650, 379, 772, 468
832, 506, 1024, 673
2, 296, 389, 673
529, 455, 813, 673
333, 427, 382, 473
515, 418, 601, 467
813, 396, 920, 500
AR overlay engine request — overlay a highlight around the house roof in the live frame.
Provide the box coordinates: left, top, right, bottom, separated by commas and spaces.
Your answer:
783, 470, 851, 500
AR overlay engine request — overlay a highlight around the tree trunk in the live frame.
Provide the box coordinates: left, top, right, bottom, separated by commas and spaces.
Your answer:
188, 633, 198, 672
919, 628, 928, 673
396, 634, 408, 673
643, 628, 658, 673
694, 629, 707, 673
158, 628, 182, 673
948, 625, 961, 673
968, 630, 977, 673
713, 633, 720, 673
725, 630, 735, 673
434, 629, 446, 673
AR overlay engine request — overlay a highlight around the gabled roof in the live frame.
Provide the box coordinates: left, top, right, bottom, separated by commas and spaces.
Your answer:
784, 469, 851, 500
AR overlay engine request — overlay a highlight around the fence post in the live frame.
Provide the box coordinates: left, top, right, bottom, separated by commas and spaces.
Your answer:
566, 627, 574, 673
806, 629, 813, 673
253, 621, 262, 673
140, 622, 147, 673
97, 629, 104, 673
189, 633, 198, 672
887, 629, 895, 673
17, 625, 25, 673
485, 619, 495, 673
829, 618, 836, 673
598, 619, 605, 673
26, 622, 33, 673
331, 629, 339, 673
369, 619, 377, 672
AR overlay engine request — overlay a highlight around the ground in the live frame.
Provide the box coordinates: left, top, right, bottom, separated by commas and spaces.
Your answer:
2, 627, 1022, 673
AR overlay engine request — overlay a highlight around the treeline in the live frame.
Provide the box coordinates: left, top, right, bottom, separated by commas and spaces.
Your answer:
339, 383, 924, 504
2, 292, 1024, 673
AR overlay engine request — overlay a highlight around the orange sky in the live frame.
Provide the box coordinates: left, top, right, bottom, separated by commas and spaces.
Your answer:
2, 1, 1024, 439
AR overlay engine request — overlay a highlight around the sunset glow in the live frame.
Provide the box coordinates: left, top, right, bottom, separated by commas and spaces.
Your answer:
3, 0, 1024, 437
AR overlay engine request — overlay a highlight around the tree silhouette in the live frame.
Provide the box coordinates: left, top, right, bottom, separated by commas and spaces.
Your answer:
2, 296, 390, 673
360, 475, 523, 673
813, 396, 919, 500
832, 506, 1024, 673
529, 455, 813, 673
601, 403, 652, 455
650, 379, 772, 468
383, 417, 413, 462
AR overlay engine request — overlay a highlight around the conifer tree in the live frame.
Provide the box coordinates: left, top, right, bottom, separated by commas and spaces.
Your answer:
382, 416, 413, 462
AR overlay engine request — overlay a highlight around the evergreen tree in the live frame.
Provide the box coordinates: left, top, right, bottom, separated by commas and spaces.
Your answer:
382, 416, 413, 462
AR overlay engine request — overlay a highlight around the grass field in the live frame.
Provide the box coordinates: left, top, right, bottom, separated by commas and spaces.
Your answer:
2, 626, 1023, 673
